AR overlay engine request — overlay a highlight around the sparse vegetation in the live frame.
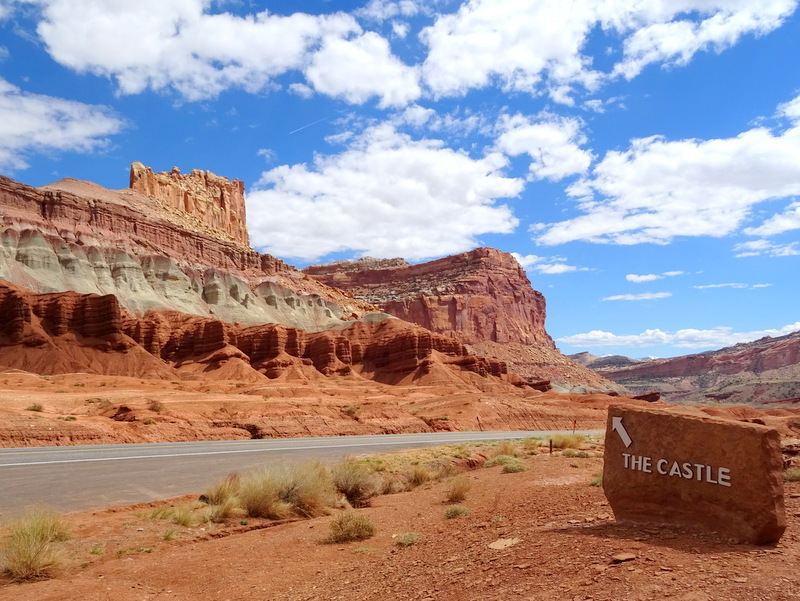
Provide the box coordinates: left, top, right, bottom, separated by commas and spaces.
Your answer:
548, 434, 585, 449
237, 461, 338, 519
444, 474, 470, 503
143, 418, 156, 425
342, 405, 358, 417
162, 529, 177, 541
395, 532, 420, 547
484, 454, 516, 468
444, 505, 469, 519
589, 473, 603, 487
203, 472, 241, 506
406, 464, 432, 488
147, 399, 165, 413
89, 544, 103, 555
323, 512, 376, 543
501, 459, 527, 473
331, 458, 381, 508
784, 467, 800, 482
25, 403, 44, 412
491, 440, 518, 458
63, 415, 76, 421
1, 508, 71, 581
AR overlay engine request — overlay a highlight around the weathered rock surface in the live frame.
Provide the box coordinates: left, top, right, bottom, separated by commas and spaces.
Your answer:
0, 281, 523, 388
603, 404, 786, 544
0, 171, 376, 330
305, 249, 623, 392
591, 332, 800, 406
304, 248, 553, 347
129, 162, 248, 246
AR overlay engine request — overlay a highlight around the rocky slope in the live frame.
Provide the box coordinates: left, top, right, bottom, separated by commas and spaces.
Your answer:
590, 332, 800, 405
304, 250, 623, 392
0, 280, 525, 389
0, 167, 376, 330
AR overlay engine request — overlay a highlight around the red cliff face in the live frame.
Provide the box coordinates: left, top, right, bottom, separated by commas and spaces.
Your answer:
304, 248, 555, 348
0, 281, 521, 388
129, 162, 249, 247
0, 172, 376, 329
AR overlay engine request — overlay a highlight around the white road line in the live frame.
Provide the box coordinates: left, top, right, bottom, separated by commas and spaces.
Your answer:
0, 436, 501, 467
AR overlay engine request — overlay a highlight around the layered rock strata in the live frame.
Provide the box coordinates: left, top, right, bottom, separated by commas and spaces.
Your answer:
596, 332, 800, 405
129, 162, 248, 246
0, 281, 520, 387
0, 172, 376, 330
304, 248, 554, 347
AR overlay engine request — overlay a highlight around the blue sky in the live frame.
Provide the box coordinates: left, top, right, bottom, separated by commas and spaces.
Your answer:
1, 0, 799, 359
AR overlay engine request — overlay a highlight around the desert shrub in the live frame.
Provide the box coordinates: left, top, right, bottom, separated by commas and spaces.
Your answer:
784, 467, 800, 482
171, 505, 198, 527
444, 474, 470, 503
203, 472, 241, 506
143, 418, 155, 425
379, 473, 409, 495
238, 461, 338, 519
491, 440, 518, 458
323, 512, 376, 544
342, 405, 358, 417
484, 454, 516, 468
63, 416, 76, 421
162, 529, 177, 541
89, 544, 103, 555
395, 532, 420, 547
522, 438, 540, 455
501, 459, 527, 473
331, 459, 381, 508
25, 403, 44, 412
206, 497, 243, 523
589, 473, 603, 487
562, 449, 577, 458
444, 505, 469, 519
548, 434, 585, 449
147, 399, 165, 413
1, 508, 71, 581
405, 464, 432, 488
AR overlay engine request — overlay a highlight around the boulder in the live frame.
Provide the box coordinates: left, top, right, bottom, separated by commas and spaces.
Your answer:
603, 404, 786, 544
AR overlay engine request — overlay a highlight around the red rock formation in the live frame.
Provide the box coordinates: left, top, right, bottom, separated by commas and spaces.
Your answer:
599, 332, 800, 405
304, 248, 554, 347
0, 173, 375, 327
0, 282, 522, 388
129, 162, 249, 247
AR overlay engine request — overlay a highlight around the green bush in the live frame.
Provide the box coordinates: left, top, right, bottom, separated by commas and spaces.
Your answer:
501, 459, 527, 473
395, 532, 420, 547
784, 467, 800, 482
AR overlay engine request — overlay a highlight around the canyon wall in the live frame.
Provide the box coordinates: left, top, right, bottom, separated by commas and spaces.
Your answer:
129, 162, 249, 247
304, 248, 554, 347
0, 171, 377, 330
0, 281, 521, 389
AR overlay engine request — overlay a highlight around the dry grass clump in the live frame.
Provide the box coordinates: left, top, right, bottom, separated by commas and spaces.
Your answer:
501, 459, 527, 473
395, 532, 420, 547
405, 464, 432, 488
331, 458, 381, 507
490, 440, 519, 458
784, 467, 800, 482
25, 403, 44, 412
444, 505, 469, 519
203, 472, 240, 506
484, 454, 516, 468
548, 433, 585, 449
323, 512, 376, 543
444, 474, 470, 503
1, 508, 71, 581
238, 461, 338, 519
589, 473, 603, 487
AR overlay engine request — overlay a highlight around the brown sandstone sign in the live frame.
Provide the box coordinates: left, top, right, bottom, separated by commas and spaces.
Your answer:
603, 404, 786, 544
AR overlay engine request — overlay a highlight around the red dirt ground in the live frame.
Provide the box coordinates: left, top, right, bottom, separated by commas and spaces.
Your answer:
2, 450, 799, 601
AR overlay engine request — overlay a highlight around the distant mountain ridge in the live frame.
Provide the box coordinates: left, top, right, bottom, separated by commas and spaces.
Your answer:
571, 331, 800, 406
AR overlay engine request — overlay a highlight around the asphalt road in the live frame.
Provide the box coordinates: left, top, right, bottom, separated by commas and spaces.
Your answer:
0, 430, 598, 519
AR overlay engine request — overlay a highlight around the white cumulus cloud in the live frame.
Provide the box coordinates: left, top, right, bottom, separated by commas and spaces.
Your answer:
0, 77, 123, 170
494, 113, 592, 181
626, 271, 684, 283
534, 110, 800, 245
246, 123, 522, 261
558, 322, 800, 350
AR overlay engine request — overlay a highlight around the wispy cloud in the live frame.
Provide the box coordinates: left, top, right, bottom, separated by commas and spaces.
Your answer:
602, 292, 672, 301
558, 322, 800, 350
626, 270, 684, 283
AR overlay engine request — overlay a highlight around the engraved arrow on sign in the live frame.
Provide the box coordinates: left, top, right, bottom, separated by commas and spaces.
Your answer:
612, 416, 632, 448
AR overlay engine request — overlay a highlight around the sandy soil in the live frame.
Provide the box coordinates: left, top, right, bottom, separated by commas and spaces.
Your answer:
2, 450, 799, 601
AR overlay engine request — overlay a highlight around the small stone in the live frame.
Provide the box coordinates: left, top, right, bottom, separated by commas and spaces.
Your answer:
660, 566, 673, 572
731, 577, 748, 583
611, 553, 637, 563
488, 537, 521, 550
